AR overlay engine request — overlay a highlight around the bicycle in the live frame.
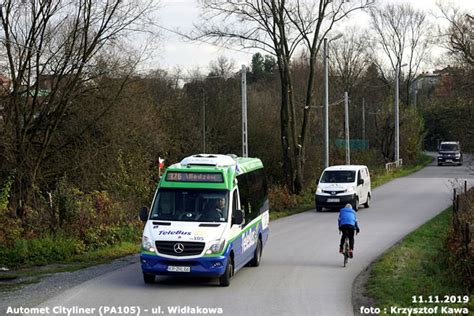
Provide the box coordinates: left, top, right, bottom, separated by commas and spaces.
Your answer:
342, 236, 350, 267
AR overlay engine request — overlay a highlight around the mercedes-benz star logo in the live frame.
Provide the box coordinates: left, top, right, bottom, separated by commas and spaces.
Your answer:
174, 243, 184, 254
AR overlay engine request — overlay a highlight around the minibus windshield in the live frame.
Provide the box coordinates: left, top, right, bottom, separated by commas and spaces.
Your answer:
150, 188, 229, 222
320, 170, 356, 183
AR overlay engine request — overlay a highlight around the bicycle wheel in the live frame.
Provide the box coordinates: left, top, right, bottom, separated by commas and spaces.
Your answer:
343, 238, 349, 267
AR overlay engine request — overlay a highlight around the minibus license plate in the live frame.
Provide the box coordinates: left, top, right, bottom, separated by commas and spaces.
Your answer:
327, 198, 340, 203
446, 159, 452, 163
167, 266, 190, 272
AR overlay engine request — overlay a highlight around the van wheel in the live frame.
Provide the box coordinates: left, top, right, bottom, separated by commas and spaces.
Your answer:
315, 201, 322, 212
352, 198, 359, 212
143, 273, 155, 284
219, 258, 233, 287
364, 195, 370, 208
249, 238, 262, 267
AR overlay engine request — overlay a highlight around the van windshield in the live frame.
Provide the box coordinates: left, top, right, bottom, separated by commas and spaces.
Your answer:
320, 170, 356, 183
439, 143, 459, 151
150, 188, 229, 223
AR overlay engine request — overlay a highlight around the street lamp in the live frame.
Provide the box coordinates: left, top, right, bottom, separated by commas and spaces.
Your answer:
395, 62, 407, 165
241, 64, 248, 158
323, 34, 343, 169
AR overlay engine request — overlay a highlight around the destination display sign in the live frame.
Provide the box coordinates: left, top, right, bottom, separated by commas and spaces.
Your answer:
165, 172, 224, 183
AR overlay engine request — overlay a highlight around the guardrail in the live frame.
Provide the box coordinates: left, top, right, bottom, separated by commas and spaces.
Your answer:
385, 159, 403, 171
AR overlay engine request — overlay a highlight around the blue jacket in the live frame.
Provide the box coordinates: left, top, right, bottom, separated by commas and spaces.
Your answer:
338, 207, 359, 230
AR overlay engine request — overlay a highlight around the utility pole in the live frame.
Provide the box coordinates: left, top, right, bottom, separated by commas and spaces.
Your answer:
202, 88, 206, 153
395, 63, 400, 164
345, 92, 350, 165
241, 65, 248, 158
394, 63, 407, 165
323, 38, 329, 169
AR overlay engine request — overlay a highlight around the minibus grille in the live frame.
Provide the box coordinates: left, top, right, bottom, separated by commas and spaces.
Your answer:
155, 241, 205, 256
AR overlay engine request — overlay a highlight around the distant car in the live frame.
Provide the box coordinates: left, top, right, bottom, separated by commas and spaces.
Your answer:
314, 165, 371, 212
437, 141, 463, 166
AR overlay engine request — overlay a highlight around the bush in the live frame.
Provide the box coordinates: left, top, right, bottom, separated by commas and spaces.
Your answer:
83, 223, 141, 250
0, 235, 86, 267
269, 185, 297, 212
0, 175, 23, 246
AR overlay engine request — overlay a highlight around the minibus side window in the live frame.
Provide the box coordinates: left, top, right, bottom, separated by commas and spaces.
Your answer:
237, 168, 268, 226
232, 189, 239, 219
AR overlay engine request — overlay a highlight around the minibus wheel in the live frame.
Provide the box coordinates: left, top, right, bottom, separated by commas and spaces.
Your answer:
219, 258, 233, 287
249, 238, 262, 267
143, 273, 155, 284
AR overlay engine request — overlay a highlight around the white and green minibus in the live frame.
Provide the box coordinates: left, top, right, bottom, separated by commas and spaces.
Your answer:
139, 154, 269, 286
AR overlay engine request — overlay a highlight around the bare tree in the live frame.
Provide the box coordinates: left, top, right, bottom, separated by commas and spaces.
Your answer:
209, 55, 236, 79
369, 3, 432, 106
437, 3, 473, 67
329, 27, 370, 94
195, 0, 372, 193
0, 0, 156, 218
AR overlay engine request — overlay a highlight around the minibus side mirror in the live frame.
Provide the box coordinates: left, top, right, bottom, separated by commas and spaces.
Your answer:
232, 209, 245, 226
139, 207, 149, 222
358, 178, 364, 186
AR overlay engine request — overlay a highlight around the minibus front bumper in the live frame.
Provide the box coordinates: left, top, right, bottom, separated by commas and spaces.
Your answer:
140, 253, 228, 277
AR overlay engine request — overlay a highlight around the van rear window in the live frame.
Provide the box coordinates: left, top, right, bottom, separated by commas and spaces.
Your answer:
165, 172, 224, 183
320, 170, 355, 183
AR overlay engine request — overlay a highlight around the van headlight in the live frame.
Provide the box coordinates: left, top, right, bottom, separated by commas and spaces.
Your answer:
206, 239, 226, 255
316, 187, 322, 193
345, 187, 355, 193
142, 236, 155, 252
455, 153, 461, 158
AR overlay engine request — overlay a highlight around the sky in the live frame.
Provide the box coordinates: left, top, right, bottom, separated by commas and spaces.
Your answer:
150, 0, 474, 74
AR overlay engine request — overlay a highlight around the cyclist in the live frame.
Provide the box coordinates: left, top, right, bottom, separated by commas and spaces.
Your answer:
338, 203, 360, 258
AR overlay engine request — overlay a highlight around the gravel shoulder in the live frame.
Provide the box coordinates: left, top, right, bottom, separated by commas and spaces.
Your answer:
0, 254, 138, 311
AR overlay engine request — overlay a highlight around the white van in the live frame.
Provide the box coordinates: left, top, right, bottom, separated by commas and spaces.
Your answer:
314, 165, 371, 212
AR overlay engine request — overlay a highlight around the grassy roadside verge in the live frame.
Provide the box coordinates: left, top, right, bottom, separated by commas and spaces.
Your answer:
269, 154, 434, 221
0, 242, 138, 291
365, 207, 473, 314
371, 154, 433, 188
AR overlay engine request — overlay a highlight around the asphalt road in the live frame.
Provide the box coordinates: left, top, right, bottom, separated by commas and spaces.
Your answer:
25, 155, 474, 316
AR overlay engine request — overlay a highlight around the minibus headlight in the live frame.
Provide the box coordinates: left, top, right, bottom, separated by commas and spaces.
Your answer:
316, 187, 322, 193
455, 153, 461, 158
206, 239, 226, 255
142, 236, 155, 252
345, 187, 355, 193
